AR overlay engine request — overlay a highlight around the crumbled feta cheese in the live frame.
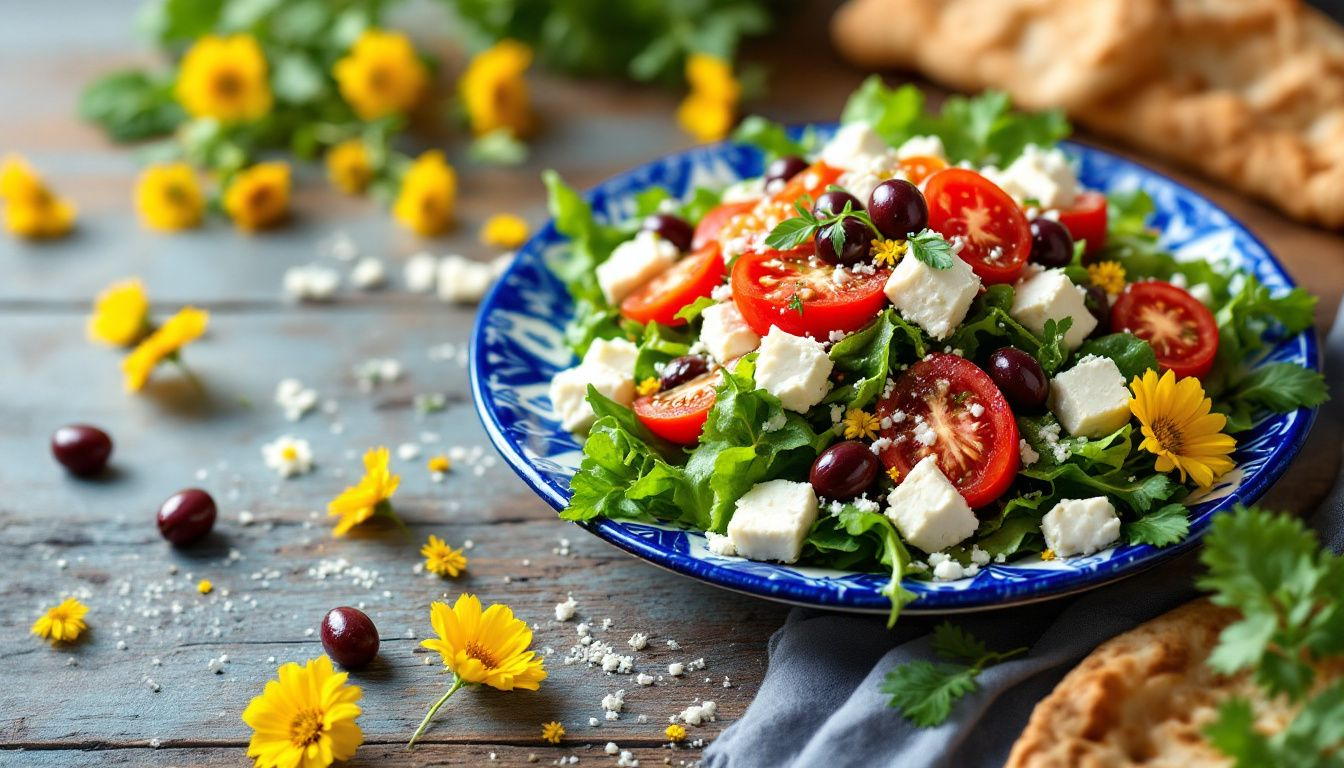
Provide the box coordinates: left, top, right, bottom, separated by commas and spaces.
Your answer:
1041, 497, 1122, 556
668, 662, 685, 676
1048, 355, 1132, 438
726, 479, 819, 564
678, 700, 717, 726
1010, 269, 1096, 349
283, 263, 340, 301
262, 435, 314, 478
549, 337, 639, 432
596, 230, 679, 304
1019, 439, 1040, 466
699, 301, 760, 364
627, 632, 648, 650
930, 554, 966, 581
970, 546, 991, 566
704, 532, 737, 557
601, 690, 625, 713
555, 595, 578, 622
886, 455, 978, 553
754, 326, 833, 412
895, 135, 947, 161
275, 378, 318, 421
721, 177, 765, 203
884, 251, 981, 340
349, 256, 386, 289
404, 252, 439, 293
636, 673, 655, 686
437, 255, 496, 304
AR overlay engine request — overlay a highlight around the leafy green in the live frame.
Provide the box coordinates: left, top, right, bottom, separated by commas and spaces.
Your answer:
674, 295, 717, 324
1021, 462, 1178, 515
880, 622, 1027, 726
632, 323, 692, 382
634, 184, 723, 223
731, 116, 807, 161
841, 77, 927, 148
946, 284, 1043, 360
78, 70, 185, 141
468, 129, 528, 166
1218, 362, 1329, 433
763, 196, 887, 256
906, 229, 954, 269
1209, 273, 1319, 397
1036, 318, 1072, 376
826, 309, 925, 409
1122, 503, 1190, 546
805, 506, 917, 627
1077, 333, 1159, 382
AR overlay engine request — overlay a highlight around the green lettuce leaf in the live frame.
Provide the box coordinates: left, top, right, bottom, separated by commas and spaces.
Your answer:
826, 309, 926, 408
1077, 333, 1158, 382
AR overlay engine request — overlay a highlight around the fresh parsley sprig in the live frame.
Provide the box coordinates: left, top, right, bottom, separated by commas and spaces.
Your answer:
763, 196, 955, 271
880, 622, 1027, 726
905, 229, 955, 270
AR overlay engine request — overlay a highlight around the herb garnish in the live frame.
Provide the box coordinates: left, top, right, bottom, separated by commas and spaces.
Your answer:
880, 622, 1027, 726
764, 196, 954, 271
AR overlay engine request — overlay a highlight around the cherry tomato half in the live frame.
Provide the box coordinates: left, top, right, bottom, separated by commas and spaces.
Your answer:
633, 370, 720, 445
1110, 280, 1218, 379
694, 201, 758, 251
899, 155, 948, 186
924, 168, 1031, 285
1058, 191, 1108, 258
620, 242, 725, 326
876, 353, 1020, 509
731, 245, 890, 339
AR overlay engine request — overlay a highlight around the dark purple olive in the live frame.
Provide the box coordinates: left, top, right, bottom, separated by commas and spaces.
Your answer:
321, 606, 380, 669
641, 213, 693, 253
813, 190, 862, 218
1083, 285, 1111, 337
1028, 218, 1074, 268
816, 217, 873, 266
51, 424, 112, 476
660, 355, 710, 391
986, 347, 1049, 411
765, 155, 808, 187
809, 441, 881, 501
157, 488, 217, 546
868, 179, 928, 240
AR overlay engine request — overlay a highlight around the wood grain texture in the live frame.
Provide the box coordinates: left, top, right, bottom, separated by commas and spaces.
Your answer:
2, 0, 1342, 766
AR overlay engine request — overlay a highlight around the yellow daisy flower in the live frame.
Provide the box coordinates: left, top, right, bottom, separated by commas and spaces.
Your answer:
31, 597, 88, 644
460, 40, 533, 138
886, 466, 901, 483
480, 213, 529, 249
242, 655, 363, 768
198, 579, 213, 594
427, 455, 451, 474
0, 155, 76, 239
224, 162, 291, 232
842, 408, 880, 441
1087, 260, 1126, 295
677, 54, 740, 143
334, 29, 427, 121
410, 594, 547, 747
636, 377, 661, 397
135, 162, 204, 232
328, 447, 401, 537
666, 723, 687, 743
871, 238, 907, 267
175, 35, 272, 123
325, 139, 373, 195
0, 154, 46, 201
393, 150, 457, 236
686, 53, 741, 103
122, 306, 209, 392
541, 721, 565, 744
88, 278, 150, 347
422, 535, 468, 578
1129, 369, 1236, 488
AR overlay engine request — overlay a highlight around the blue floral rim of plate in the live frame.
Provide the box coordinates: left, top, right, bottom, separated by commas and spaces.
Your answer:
469, 127, 1320, 614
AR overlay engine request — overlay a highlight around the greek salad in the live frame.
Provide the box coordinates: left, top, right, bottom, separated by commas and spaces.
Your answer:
542, 79, 1325, 624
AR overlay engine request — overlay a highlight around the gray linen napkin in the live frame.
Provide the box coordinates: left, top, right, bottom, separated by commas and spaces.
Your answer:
704, 303, 1344, 768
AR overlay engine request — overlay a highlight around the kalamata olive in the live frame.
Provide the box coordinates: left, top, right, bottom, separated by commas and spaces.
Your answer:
660, 355, 710, 391
641, 213, 693, 253
868, 179, 928, 239
157, 488, 217, 546
51, 424, 113, 476
321, 606, 380, 669
1083, 285, 1111, 337
986, 347, 1049, 411
816, 217, 873, 266
809, 441, 881, 500
765, 155, 808, 187
813, 190, 862, 218
1028, 218, 1074, 268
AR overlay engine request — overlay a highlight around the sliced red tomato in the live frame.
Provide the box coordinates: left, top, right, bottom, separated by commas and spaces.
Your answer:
633, 370, 720, 445
1110, 280, 1218, 379
730, 245, 890, 338
924, 168, 1031, 285
621, 242, 725, 326
693, 201, 758, 250
772, 161, 843, 206
1058, 191, 1108, 257
695, 163, 845, 254
899, 155, 948, 185
876, 353, 1020, 509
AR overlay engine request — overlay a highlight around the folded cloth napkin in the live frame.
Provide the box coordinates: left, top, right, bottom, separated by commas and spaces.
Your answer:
704, 303, 1344, 768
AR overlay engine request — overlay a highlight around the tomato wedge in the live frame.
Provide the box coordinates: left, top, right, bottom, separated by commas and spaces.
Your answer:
694, 201, 758, 250
731, 245, 890, 339
772, 161, 843, 206
621, 242, 725, 326
899, 155, 948, 185
924, 168, 1031, 285
876, 353, 1020, 509
1110, 280, 1218, 379
633, 370, 720, 445
1058, 191, 1108, 258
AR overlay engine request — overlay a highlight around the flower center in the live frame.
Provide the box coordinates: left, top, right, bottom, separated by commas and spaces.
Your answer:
281, 445, 299, 461
367, 64, 394, 94
245, 184, 273, 212
289, 708, 324, 748
211, 69, 245, 100
465, 640, 499, 669
1151, 417, 1185, 454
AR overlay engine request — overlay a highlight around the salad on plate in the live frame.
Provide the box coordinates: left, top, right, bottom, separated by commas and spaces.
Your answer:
541, 79, 1325, 624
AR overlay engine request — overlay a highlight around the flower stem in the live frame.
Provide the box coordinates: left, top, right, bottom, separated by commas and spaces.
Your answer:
408, 676, 464, 749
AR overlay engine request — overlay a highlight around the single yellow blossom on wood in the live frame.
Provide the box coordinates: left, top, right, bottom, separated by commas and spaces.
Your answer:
1, 155, 76, 239
1087, 260, 1126, 295
843, 408, 880, 441
175, 35, 272, 123
122, 306, 209, 392
242, 655, 363, 768
427, 455, 451, 474
422, 535, 468, 578
325, 139, 373, 195
88, 278, 150, 347
480, 213, 529, 249
334, 29, 427, 121
541, 721, 565, 744
197, 579, 213, 595
460, 40, 533, 138
871, 238, 907, 267
224, 162, 291, 232
665, 723, 687, 743
636, 377, 661, 397
1129, 369, 1236, 488
686, 54, 741, 104
678, 92, 736, 143
136, 162, 204, 232
328, 447, 401, 537
677, 54, 740, 143
32, 597, 88, 644
394, 151, 456, 236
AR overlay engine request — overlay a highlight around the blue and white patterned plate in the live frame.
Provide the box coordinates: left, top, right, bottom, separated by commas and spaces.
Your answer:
469, 127, 1320, 614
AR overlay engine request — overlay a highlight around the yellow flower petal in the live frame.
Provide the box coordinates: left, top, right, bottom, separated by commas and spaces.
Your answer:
88, 278, 149, 347
224, 162, 290, 232
327, 447, 400, 537
1128, 368, 1235, 488
334, 29, 427, 121
136, 162, 204, 231
176, 35, 272, 123
242, 655, 363, 768
460, 40, 533, 138
394, 151, 456, 236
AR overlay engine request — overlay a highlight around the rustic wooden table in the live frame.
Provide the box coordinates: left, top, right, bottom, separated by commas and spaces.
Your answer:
3, 2, 1342, 767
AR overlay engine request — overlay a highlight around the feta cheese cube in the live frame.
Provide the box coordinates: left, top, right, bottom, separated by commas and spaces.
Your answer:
596, 230, 679, 304
726, 479, 819, 563
1041, 496, 1121, 557
886, 455, 978, 553
548, 338, 638, 432
819, 122, 891, 171
1010, 269, 1097, 349
699, 301, 760, 364
753, 326, 833, 412
1049, 355, 1132, 438
895, 135, 946, 161
884, 252, 981, 340
979, 145, 1078, 210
